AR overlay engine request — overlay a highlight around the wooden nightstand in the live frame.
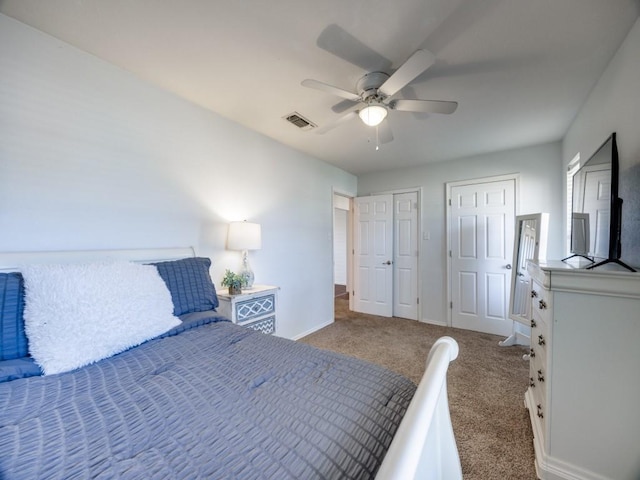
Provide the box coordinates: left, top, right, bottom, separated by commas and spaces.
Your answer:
216, 285, 278, 334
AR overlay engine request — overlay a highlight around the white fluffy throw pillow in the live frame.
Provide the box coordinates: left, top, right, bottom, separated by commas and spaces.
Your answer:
22, 261, 181, 375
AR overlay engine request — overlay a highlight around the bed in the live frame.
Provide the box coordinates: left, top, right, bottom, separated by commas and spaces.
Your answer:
0, 248, 461, 480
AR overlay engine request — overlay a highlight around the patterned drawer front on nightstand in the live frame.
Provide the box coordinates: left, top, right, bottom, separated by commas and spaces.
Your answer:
235, 294, 275, 322
244, 316, 275, 334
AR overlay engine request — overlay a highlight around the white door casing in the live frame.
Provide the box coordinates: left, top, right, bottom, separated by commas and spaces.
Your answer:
448, 178, 516, 336
353, 194, 394, 317
333, 207, 348, 285
393, 192, 419, 320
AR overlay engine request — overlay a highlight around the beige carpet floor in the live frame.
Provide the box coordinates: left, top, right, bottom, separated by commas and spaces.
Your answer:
299, 297, 537, 480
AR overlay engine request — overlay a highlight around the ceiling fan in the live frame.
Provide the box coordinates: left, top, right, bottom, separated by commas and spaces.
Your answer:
301, 49, 458, 143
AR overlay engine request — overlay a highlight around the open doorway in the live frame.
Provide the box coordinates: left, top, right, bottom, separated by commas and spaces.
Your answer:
333, 189, 420, 321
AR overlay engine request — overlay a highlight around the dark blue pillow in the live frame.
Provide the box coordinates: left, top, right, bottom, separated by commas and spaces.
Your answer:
0, 272, 28, 360
0, 357, 41, 382
152, 257, 219, 315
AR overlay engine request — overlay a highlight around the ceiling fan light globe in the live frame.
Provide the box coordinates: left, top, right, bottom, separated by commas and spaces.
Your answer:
359, 105, 387, 127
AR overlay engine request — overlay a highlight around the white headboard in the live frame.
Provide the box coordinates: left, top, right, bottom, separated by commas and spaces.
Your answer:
0, 247, 195, 273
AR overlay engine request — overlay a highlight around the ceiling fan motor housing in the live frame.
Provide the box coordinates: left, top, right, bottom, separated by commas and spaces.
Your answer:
357, 72, 390, 102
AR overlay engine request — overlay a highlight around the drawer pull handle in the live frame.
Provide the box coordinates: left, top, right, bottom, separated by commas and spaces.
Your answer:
537, 404, 544, 418
531, 319, 537, 328
537, 370, 545, 382
531, 290, 539, 298
529, 348, 535, 358
530, 377, 535, 388
538, 335, 546, 346
538, 299, 547, 310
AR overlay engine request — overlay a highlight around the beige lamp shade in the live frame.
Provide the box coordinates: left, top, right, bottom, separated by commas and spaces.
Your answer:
227, 221, 262, 251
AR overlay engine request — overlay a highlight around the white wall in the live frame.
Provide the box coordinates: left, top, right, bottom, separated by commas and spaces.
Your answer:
358, 141, 563, 325
563, 16, 640, 268
0, 14, 357, 339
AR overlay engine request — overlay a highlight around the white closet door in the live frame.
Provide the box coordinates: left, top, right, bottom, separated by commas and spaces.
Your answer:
353, 194, 393, 317
393, 192, 419, 320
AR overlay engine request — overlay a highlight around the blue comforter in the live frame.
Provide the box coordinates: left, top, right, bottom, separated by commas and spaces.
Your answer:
0, 315, 416, 479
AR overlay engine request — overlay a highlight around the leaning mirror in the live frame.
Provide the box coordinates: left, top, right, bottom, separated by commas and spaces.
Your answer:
509, 213, 549, 325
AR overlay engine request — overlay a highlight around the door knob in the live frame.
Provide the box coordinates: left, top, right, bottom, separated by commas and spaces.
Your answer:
505, 264, 512, 269
382, 260, 392, 265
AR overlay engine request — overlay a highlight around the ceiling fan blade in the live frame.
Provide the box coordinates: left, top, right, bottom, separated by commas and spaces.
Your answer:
378, 49, 436, 98
314, 109, 359, 135
301, 79, 360, 101
390, 99, 458, 115
332, 98, 358, 113
316, 24, 392, 72
378, 120, 394, 144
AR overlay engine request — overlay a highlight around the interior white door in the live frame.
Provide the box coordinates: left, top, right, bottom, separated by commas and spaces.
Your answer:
393, 192, 419, 320
354, 194, 393, 317
450, 179, 515, 336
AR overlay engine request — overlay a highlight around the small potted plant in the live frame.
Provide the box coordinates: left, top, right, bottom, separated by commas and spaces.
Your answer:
221, 269, 247, 295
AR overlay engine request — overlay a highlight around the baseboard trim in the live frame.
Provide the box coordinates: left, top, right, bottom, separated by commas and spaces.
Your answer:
420, 318, 448, 327
291, 319, 334, 341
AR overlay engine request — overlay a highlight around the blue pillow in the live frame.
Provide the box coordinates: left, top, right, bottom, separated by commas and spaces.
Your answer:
152, 257, 219, 315
0, 272, 28, 360
0, 357, 42, 382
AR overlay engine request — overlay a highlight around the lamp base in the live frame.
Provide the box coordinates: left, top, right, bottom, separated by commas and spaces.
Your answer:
240, 250, 255, 288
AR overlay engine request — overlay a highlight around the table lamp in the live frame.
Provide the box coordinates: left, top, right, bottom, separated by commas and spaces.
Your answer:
227, 221, 262, 289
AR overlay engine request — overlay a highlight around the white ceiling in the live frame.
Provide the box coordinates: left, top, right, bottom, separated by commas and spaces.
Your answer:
1, 0, 638, 175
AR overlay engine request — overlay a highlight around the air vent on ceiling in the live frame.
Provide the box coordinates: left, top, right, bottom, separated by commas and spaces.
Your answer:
283, 112, 317, 130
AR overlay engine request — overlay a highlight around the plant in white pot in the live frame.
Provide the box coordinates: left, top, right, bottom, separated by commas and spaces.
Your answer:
221, 269, 248, 295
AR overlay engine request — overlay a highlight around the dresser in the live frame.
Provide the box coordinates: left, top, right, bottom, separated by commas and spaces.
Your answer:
217, 285, 278, 334
525, 261, 640, 480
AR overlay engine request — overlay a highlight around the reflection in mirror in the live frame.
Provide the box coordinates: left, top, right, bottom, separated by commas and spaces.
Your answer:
508, 213, 548, 327
511, 219, 538, 319
570, 136, 612, 259
570, 213, 590, 259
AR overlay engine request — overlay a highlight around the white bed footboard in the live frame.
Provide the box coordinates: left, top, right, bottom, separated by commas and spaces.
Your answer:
376, 336, 462, 480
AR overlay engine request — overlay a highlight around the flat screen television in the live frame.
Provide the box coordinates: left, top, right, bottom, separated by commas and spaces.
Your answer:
564, 133, 635, 271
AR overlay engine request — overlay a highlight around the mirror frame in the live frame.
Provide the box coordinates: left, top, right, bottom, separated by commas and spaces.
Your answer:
509, 213, 549, 326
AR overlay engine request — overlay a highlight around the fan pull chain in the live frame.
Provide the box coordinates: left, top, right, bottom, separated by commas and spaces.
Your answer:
375, 125, 380, 151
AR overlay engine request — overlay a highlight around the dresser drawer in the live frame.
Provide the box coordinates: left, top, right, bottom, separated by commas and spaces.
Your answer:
530, 354, 547, 393
530, 282, 552, 323
533, 395, 546, 439
530, 310, 549, 363
235, 294, 276, 323
243, 316, 276, 335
